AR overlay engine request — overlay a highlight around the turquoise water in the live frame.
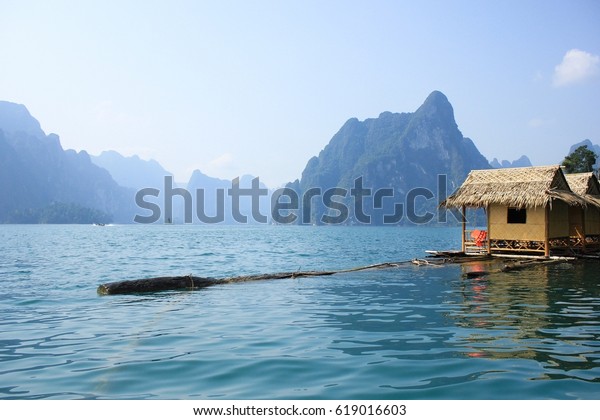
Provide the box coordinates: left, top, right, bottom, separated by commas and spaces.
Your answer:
0, 225, 599, 399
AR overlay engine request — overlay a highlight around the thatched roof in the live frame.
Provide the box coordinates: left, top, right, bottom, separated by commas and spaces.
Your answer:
565, 172, 600, 208
442, 165, 588, 209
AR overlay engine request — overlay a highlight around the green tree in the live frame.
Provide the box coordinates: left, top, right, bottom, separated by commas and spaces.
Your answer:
562, 145, 598, 174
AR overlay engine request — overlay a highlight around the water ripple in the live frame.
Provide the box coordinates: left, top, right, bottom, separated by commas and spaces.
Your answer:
1, 225, 599, 399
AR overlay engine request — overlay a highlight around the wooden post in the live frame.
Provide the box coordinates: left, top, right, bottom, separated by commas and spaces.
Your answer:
581, 207, 586, 251
544, 205, 550, 257
486, 205, 491, 255
461, 205, 466, 253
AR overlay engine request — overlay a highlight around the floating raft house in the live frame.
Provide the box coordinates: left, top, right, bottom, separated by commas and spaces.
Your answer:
441, 165, 600, 257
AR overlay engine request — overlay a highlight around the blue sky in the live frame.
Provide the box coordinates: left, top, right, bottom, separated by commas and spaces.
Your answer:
1, 0, 599, 187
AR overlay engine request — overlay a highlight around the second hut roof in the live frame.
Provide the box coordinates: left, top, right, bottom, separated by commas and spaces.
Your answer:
565, 172, 600, 208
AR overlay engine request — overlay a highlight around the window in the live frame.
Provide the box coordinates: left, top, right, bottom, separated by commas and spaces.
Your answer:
507, 207, 526, 224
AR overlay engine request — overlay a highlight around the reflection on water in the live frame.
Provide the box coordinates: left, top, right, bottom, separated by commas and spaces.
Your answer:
300, 261, 600, 397
451, 262, 600, 381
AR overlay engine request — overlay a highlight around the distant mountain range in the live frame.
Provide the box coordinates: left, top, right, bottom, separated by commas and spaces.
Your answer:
185, 171, 270, 224
489, 155, 532, 169
0, 101, 135, 223
0, 95, 596, 224
91, 151, 172, 191
90, 154, 269, 224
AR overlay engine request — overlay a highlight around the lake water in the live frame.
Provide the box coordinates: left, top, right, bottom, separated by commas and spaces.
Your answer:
0, 225, 599, 399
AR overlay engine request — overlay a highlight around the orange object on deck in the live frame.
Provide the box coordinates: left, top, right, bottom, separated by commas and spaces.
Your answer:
472, 230, 487, 247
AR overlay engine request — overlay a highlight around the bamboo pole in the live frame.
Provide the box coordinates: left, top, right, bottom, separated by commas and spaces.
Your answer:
486, 205, 491, 255
461, 205, 466, 253
544, 205, 550, 257
581, 207, 587, 251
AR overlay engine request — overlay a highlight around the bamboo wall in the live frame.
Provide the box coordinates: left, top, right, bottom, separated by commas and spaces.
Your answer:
489, 204, 545, 241
569, 206, 584, 237
586, 208, 600, 235
549, 201, 570, 238
487, 201, 594, 243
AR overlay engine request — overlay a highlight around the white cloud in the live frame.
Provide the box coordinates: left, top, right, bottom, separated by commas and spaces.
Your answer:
553, 49, 600, 87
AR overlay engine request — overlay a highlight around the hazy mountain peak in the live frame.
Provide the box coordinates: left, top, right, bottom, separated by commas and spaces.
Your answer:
0, 103, 135, 223
569, 139, 593, 152
0, 101, 46, 139
291, 91, 490, 224
568, 139, 600, 170
91, 150, 172, 190
490, 155, 532, 168
415, 90, 454, 121
189, 169, 219, 183
569, 139, 599, 156
423, 90, 449, 105
512, 155, 532, 167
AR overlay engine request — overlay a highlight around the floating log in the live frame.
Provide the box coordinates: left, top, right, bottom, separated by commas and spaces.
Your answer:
97, 264, 399, 296
97, 253, 579, 296
97, 275, 219, 295
97, 272, 333, 295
